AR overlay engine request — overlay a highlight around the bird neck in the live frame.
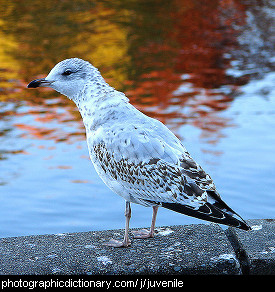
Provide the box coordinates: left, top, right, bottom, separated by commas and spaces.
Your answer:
75, 80, 130, 132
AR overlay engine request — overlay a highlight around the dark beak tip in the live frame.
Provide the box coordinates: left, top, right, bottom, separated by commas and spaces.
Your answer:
27, 79, 41, 88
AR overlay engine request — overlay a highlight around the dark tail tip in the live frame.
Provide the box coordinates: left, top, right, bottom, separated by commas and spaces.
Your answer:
160, 201, 251, 231
237, 220, 251, 231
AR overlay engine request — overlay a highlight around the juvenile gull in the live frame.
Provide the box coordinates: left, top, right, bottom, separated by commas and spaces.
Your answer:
28, 58, 251, 247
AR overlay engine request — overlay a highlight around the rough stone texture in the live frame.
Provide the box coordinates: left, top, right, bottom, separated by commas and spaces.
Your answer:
226, 219, 275, 275
0, 224, 241, 275
1, 219, 274, 275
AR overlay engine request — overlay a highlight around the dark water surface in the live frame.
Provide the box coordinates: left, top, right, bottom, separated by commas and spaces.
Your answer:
0, 0, 274, 237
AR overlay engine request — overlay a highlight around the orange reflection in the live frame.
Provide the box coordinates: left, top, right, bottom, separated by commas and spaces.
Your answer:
0, 0, 251, 148
123, 0, 247, 139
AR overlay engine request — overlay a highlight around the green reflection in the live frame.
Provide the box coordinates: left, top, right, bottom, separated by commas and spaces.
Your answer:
0, 0, 270, 142
0, 0, 246, 95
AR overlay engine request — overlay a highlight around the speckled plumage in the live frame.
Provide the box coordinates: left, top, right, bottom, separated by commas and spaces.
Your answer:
28, 58, 251, 247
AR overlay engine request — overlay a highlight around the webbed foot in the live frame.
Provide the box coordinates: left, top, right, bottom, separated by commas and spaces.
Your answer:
103, 238, 131, 248
132, 229, 154, 239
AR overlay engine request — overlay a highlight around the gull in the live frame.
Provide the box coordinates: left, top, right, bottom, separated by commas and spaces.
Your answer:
28, 58, 251, 247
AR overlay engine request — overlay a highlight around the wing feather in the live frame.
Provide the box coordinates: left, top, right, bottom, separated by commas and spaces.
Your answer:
90, 122, 214, 208
89, 120, 251, 230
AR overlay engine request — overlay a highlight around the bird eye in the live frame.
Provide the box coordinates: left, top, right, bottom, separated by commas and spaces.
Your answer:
62, 69, 73, 76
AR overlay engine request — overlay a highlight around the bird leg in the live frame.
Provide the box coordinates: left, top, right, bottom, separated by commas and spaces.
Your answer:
104, 201, 131, 247
132, 205, 159, 239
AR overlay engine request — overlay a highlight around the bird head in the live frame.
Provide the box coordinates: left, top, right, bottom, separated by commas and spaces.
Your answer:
27, 58, 101, 100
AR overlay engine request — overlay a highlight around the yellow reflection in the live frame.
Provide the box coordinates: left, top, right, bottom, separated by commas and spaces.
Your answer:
0, 0, 248, 145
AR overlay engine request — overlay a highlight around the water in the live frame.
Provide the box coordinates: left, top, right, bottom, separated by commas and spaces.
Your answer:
0, 0, 274, 238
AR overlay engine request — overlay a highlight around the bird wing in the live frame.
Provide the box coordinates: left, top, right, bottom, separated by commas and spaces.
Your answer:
89, 118, 251, 230
91, 119, 216, 208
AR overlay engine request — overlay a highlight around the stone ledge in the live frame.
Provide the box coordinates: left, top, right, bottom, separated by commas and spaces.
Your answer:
226, 219, 275, 275
0, 219, 274, 275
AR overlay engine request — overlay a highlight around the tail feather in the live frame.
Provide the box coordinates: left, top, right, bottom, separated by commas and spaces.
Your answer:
161, 201, 251, 230
144, 192, 251, 231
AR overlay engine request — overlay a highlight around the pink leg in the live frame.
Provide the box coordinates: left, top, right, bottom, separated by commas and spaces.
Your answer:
104, 201, 131, 247
132, 206, 159, 239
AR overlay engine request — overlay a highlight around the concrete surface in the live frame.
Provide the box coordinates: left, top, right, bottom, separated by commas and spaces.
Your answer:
0, 219, 274, 275
226, 219, 275, 275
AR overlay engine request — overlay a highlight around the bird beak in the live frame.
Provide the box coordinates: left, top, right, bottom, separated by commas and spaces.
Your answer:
27, 78, 53, 88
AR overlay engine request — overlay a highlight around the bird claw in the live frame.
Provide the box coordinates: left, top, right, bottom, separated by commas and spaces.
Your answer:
132, 229, 154, 239
103, 238, 131, 248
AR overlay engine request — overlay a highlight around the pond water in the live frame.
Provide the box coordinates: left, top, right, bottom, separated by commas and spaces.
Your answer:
0, 0, 274, 238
